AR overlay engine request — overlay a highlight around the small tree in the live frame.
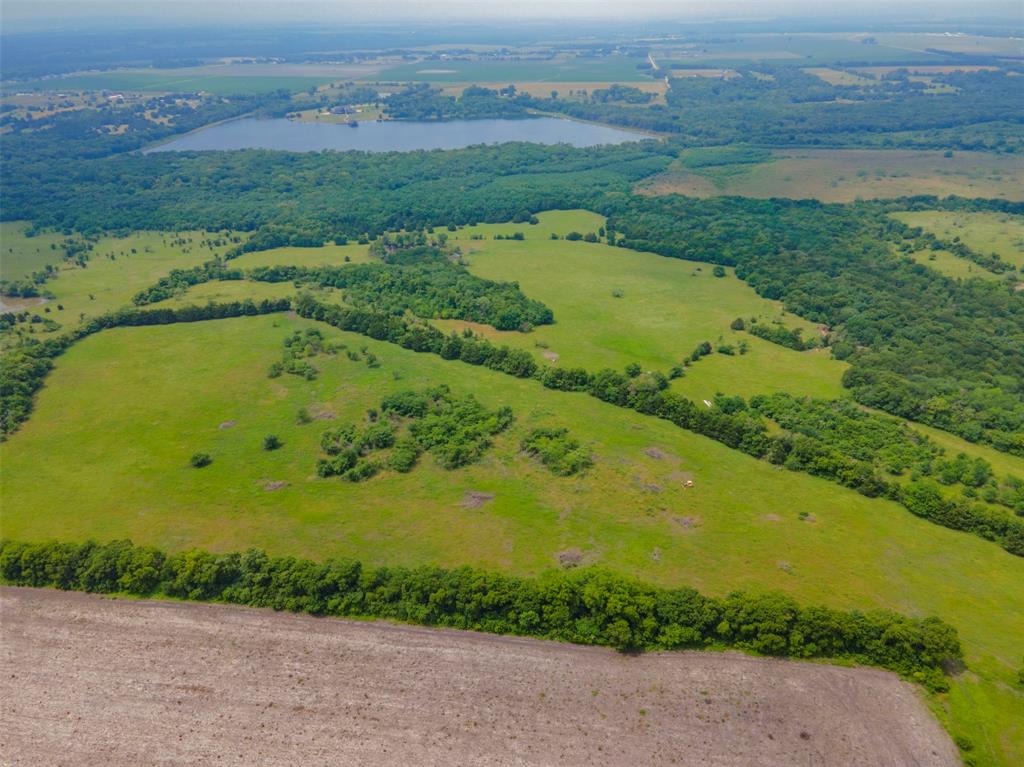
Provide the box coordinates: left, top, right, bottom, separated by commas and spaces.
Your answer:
730, 317, 745, 331
190, 452, 212, 468
712, 265, 726, 278
263, 434, 282, 451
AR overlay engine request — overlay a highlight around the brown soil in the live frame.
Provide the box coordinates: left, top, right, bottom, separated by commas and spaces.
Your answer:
542, 350, 560, 362
674, 515, 702, 530
643, 446, 667, 460
0, 587, 958, 767
556, 548, 585, 568
461, 490, 495, 509
262, 480, 288, 491
217, 419, 237, 430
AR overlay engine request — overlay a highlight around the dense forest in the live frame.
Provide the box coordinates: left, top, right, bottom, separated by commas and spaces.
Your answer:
0, 537, 963, 686
525, 67, 1024, 152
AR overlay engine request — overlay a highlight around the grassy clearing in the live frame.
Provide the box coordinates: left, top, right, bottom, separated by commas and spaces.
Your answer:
371, 56, 651, 83
802, 67, 876, 86
443, 211, 847, 400
904, 247, 1005, 281
0, 221, 66, 282
892, 211, 1024, 270
638, 148, 1024, 202
0, 312, 1021, 764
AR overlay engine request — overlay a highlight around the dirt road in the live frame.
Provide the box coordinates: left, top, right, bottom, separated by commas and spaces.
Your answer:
0, 587, 959, 766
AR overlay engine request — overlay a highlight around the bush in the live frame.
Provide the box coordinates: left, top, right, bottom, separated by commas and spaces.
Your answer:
190, 452, 212, 468
263, 434, 282, 451
521, 427, 593, 476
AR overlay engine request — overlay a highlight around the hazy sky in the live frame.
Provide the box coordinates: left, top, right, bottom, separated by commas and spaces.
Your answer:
4, 0, 1021, 28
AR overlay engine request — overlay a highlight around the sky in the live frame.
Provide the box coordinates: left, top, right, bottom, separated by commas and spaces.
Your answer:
4, 0, 1022, 27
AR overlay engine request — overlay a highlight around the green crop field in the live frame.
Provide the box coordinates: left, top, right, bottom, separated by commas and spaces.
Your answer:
370, 56, 652, 83
892, 210, 1024, 270
639, 148, 1024, 202
23, 71, 332, 95
1, 310, 1022, 761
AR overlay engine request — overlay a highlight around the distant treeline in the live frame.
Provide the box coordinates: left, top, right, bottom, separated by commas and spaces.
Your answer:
0, 538, 962, 688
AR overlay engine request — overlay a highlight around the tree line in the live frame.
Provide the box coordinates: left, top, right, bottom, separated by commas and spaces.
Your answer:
0, 537, 962, 689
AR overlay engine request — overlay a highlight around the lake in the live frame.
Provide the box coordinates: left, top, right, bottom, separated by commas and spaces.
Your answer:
145, 117, 645, 153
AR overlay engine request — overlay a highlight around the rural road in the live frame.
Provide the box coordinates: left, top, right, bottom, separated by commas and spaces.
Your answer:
0, 587, 959, 766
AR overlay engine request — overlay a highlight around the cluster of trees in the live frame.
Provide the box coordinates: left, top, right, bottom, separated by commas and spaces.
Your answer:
0, 538, 962, 686
267, 328, 338, 381
0, 298, 289, 437
520, 427, 592, 476
316, 386, 513, 479
590, 84, 653, 104
384, 84, 529, 121
749, 393, 1022, 514
132, 260, 244, 305
747, 322, 817, 351
248, 248, 553, 331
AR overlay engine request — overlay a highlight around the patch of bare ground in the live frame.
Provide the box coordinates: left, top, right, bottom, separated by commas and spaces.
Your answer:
261, 480, 288, 492
0, 587, 958, 767
217, 419, 237, 430
460, 490, 495, 509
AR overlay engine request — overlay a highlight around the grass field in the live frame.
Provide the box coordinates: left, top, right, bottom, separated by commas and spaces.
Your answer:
638, 148, 1024, 202
652, 33, 957, 67
371, 56, 652, 83
439, 212, 846, 400
1, 312, 1021, 764
905, 247, 1006, 281
0, 222, 66, 282
891, 210, 1024, 270
23, 71, 333, 96
802, 67, 877, 86
0, 226, 236, 335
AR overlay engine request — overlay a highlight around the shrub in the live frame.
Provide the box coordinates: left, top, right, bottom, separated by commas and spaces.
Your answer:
521, 427, 593, 476
190, 452, 212, 468
263, 434, 282, 451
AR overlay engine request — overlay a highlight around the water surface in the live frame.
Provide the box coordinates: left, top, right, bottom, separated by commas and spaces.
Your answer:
146, 117, 644, 153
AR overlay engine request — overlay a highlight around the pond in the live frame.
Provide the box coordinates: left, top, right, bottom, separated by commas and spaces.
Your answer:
145, 117, 646, 153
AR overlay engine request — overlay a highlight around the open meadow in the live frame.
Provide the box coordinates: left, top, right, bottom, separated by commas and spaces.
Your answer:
892, 210, 1024, 270
638, 149, 1024, 202
371, 56, 651, 83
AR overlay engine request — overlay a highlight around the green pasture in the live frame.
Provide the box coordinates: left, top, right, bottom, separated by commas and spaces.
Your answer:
370, 56, 651, 83
892, 210, 1024, 270
444, 211, 847, 400
0, 222, 66, 282
0, 312, 1021, 764
638, 149, 1024, 203
23, 71, 331, 96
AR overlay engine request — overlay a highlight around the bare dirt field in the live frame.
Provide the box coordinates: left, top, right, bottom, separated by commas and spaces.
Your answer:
0, 587, 958, 767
